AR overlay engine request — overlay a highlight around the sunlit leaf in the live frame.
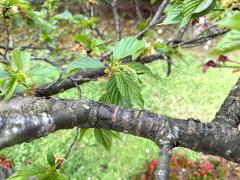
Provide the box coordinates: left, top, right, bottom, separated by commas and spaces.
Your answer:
47, 149, 55, 167
11, 49, 31, 70
115, 71, 144, 108
94, 128, 113, 151
220, 12, 240, 31
113, 36, 146, 60
67, 56, 105, 74
211, 30, 240, 56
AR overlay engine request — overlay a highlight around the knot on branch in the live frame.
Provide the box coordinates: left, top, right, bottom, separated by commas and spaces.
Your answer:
155, 119, 180, 148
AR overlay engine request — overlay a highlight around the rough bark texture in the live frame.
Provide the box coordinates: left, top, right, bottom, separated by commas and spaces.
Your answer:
214, 78, 240, 127
2, 92, 240, 164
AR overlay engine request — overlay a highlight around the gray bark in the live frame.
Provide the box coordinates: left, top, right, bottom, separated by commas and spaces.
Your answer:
1, 93, 240, 164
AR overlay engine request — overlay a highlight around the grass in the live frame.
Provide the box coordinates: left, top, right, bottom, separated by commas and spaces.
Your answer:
0, 51, 239, 179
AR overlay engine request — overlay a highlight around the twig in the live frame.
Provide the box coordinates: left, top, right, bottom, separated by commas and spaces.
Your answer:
170, 29, 229, 48
136, 0, 170, 38
68, 76, 82, 98
133, 0, 143, 20
2, 8, 10, 59
176, 24, 189, 41
110, 0, 121, 41
89, 5, 94, 18
89, 26, 105, 40
79, 0, 89, 15
56, 127, 80, 169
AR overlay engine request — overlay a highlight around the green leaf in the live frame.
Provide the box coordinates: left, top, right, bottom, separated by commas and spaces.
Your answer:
0, 78, 18, 101
11, 49, 31, 70
192, 0, 215, 14
163, 0, 216, 27
162, 4, 183, 25
74, 34, 91, 49
54, 10, 73, 21
94, 128, 113, 151
47, 149, 55, 167
67, 56, 105, 74
113, 36, 146, 60
181, 0, 216, 27
77, 17, 96, 28
220, 12, 240, 31
115, 71, 144, 108
127, 62, 158, 79
0, 70, 11, 81
30, 65, 59, 77
7, 163, 67, 180
101, 75, 132, 107
7, 163, 49, 180
210, 30, 240, 56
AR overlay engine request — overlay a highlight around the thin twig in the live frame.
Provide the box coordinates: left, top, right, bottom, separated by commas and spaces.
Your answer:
136, 0, 170, 38
170, 29, 229, 48
80, 0, 89, 15
56, 127, 80, 169
2, 8, 10, 59
110, 0, 121, 41
134, 0, 143, 20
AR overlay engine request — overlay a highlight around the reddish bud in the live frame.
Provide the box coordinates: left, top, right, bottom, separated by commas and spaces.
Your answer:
218, 55, 228, 63
202, 60, 217, 73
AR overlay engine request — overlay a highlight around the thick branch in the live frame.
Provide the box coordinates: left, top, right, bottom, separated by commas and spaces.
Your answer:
214, 77, 240, 127
1, 97, 240, 164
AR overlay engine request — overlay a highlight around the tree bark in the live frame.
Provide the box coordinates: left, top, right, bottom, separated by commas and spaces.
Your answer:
1, 96, 240, 164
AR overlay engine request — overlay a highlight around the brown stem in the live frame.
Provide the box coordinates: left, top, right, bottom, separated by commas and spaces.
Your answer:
111, 0, 121, 41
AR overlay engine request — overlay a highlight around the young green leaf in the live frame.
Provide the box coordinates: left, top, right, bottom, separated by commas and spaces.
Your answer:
220, 12, 240, 31
47, 149, 55, 167
162, 4, 183, 25
54, 10, 73, 21
101, 75, 132, 107
67, 56, 105, 74
7, 163, 49, 180
210, 30, 240, 56
163, 0, 216, 28
112, 36, 146, 60
94, 128, 113, 151
115, 71, 144, 108
127, 62, 158, 79
0, 70, 11, 82
74, 34, 91, 49
181, 0, 216, 27
7, 163, 67, 180
0, 78, 18, 101
11, 49, 31, 70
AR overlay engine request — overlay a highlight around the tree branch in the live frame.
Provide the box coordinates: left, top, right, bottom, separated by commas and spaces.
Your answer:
214, 77, 240, 127
35, 54, 168, 97
156, 144, 173, 180
136, 0, 170, 38
133, 0, 143, 20
110, 0, 121, 41
1, 97, 240, 165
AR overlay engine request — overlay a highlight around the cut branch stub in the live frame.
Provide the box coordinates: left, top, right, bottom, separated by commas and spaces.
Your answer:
154, 120, 179, 180
156, 144, 173, 180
